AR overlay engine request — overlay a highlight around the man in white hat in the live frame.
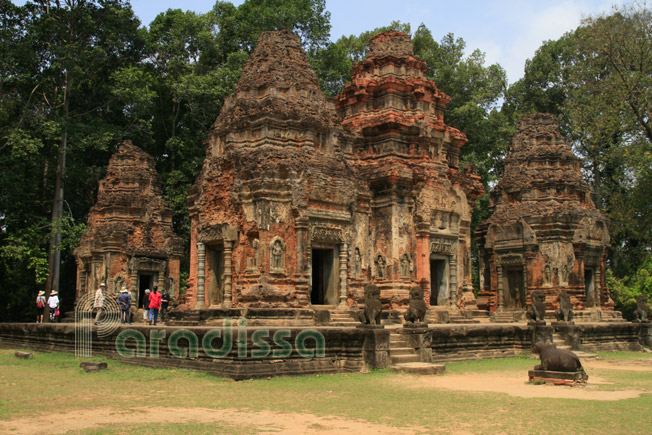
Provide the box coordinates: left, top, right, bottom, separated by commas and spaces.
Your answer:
94, 282, 105, 325
47, 290, 60, 322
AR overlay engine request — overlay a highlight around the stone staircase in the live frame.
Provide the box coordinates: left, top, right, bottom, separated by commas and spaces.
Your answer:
389, 331, 445, 375
166, 311, 201, 326
552, 331, 598, 359
328, 310, 360, 327
552, 332, 572, 350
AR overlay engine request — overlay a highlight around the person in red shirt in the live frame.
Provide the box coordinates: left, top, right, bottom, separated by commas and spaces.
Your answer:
148, 286, 162, 325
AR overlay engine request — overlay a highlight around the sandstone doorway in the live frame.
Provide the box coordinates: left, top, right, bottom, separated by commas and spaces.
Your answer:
585, 268, 595, 305
503, 269, 525, 309
311, 248, 337, 305
138, 274, 154, 307
208, 246, 224, 306
430, 257, 448, 306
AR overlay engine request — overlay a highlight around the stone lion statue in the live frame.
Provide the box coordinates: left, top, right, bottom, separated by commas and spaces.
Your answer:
358, 284, 382, 325
404, 286, 427, 324
533, 342, 585, 374
633, 295, 650, 322
526, 290, 547, 322
555, 291, 573, 322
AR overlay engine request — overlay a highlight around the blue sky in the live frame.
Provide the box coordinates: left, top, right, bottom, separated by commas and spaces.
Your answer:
13, 0, 626, 84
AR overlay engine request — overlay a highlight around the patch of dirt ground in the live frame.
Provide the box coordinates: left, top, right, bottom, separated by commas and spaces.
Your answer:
0, 407, 429, 435
394, 358, 651, 401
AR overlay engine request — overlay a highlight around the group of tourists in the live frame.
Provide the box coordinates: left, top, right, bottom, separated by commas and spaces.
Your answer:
91, 283, 171, 326
37, 282, 172, 325
140, 285, 170, 326
35, 290, 60, 323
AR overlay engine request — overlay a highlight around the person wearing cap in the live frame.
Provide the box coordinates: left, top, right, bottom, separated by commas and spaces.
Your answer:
35, 290, 46, 323
47, 290, 60, 323
94, 282, 105, 325
142, 289, 150, 322
116, 287, 132, 324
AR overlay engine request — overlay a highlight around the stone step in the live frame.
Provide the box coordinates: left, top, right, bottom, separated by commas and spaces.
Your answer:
328, 322, 360, 327
390, 354, 420, 364
449, 317, 479, 324
557, 345, 572, 350
389, 337, 409, 346
391, 362, 446, 375
389, 347, 415, 355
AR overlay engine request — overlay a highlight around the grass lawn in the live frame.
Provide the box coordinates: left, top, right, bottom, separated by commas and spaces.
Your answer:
1, 348, 651, 434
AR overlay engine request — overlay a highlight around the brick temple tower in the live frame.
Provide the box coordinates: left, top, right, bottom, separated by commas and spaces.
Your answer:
74, 141, 183, 307
476, 113, 615, 320
184, 30, 482, 312
337, 31, 483, 309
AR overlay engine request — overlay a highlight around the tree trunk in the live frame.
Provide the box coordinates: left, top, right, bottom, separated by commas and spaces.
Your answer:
45, 71, 70, 320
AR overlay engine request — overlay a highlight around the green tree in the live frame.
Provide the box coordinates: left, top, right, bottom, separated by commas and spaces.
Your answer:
504, 2, 652, 305
0, 0, 143, 320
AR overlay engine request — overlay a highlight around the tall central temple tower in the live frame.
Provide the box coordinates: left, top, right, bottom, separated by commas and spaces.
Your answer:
185, 30, 483, 311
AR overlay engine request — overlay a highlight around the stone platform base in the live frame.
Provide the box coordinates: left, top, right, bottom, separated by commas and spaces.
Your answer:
528, 369, 588, 385
392, 362, 446, 375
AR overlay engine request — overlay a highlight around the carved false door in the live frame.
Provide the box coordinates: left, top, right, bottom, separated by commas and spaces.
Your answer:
207, 245, 224, 306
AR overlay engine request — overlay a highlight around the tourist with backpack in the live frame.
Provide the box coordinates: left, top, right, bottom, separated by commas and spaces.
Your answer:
47, 290, 60, 323
36, 291, 46, 323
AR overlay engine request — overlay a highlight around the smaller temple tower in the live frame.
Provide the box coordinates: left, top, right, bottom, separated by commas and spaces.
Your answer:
74, 141, 183, 307
476, 113, 614, 319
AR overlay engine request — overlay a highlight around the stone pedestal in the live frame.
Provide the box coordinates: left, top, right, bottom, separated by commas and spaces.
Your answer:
362, 327, 390, 369
528, 369, 588, 385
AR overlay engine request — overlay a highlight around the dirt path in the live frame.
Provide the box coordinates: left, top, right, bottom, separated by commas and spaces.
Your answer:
394, 361, 648, 401
0, 406, 429, 435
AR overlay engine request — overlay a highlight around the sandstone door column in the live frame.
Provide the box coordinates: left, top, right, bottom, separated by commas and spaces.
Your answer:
338, 243, 348, 307
496, 265, 504, 312
196, 242, 207, 309
223, 241, 233, 308
449, 256, 458, 307
415, 224, 430, 305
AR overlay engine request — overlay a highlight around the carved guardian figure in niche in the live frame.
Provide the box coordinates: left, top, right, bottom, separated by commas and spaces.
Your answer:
358, 284, 383, 325
533, 342, 585, 374
354, 248, 361, 277
400, 254, 410, 279
404, 286, 427, 324
527, 290, 547, 323
555, 291, 573, 322
375, 255, 386, 279
543, 264, 552, 286
633, 295, 650, 323
270, 239, 285, 273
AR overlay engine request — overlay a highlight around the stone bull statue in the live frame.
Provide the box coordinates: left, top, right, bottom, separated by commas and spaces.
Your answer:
532, 342, 584, 373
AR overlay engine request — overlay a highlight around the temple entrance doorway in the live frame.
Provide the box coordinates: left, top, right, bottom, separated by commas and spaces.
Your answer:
429, 256, 448, 306
311, 248, 337, 305
138, 273, 154, 307
208, 246, 224, 306
585, 268, 595, 305
503, 269, 525, 309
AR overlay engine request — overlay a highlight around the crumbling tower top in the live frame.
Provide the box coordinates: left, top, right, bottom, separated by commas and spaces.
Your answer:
213, 30, 337, 134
